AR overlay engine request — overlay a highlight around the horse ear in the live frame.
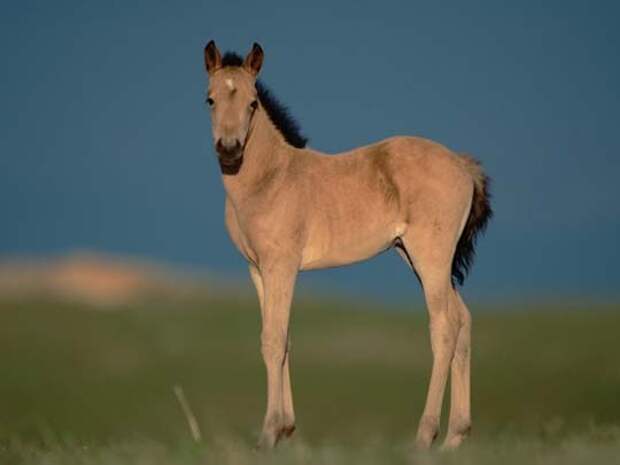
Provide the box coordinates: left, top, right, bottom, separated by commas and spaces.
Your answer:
204, 40, 222, 75
243, 42, 264, 76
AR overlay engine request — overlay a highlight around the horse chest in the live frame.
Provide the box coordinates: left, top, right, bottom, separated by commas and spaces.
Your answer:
225, 199, 302, 265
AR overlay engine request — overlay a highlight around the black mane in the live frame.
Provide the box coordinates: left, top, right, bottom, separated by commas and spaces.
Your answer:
221, 52, 243, 67
220, 52, 308, 149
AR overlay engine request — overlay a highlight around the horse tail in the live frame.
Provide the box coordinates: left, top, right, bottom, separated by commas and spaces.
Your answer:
451, 155, 493, 286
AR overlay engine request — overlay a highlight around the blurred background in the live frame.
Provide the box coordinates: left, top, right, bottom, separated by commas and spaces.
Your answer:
1, 1, 619, 463
2, 0, 619, 301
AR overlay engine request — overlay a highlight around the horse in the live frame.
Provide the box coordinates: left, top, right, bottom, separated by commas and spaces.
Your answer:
202, 41, 492, 450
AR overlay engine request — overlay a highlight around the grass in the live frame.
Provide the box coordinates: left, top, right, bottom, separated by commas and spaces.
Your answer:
0, 294, 619, 463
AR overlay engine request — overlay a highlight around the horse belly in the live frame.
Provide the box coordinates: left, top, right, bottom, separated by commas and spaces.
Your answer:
300, 221, 407, 270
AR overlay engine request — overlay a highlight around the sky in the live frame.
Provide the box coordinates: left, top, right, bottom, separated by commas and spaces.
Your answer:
1, 1, 619, 301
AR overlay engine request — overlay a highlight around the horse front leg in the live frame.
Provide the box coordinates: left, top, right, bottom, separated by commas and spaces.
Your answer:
252, 261, 298, 449
416, 275, 459, 449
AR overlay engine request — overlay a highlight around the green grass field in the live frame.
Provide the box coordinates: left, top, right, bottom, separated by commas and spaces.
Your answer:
1, 295, 619, 464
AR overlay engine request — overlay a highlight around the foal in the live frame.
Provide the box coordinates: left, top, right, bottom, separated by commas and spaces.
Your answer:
203, 41, 492, 450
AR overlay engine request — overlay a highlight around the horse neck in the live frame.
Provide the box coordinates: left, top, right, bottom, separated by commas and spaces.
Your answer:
221, 107, 291, 205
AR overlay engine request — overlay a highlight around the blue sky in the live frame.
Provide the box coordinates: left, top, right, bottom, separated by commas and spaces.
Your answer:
1, 1, 619, 300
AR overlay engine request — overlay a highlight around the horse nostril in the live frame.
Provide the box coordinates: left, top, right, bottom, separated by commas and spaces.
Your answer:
216, 138, 242, 157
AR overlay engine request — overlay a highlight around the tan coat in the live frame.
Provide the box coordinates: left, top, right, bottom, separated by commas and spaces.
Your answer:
204, 41, 492, 450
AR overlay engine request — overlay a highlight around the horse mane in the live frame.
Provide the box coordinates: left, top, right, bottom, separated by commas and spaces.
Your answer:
221, 52, 308, 149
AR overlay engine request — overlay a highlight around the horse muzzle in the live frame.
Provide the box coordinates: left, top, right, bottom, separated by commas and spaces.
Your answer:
215, 138, 243, 164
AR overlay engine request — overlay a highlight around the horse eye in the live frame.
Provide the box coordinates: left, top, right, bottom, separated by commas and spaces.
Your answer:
206, 97, 214, 106
250, 99, 258, 110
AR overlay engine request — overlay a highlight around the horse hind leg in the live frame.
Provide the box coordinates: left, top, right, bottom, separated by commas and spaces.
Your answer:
395, 228, 461, 449
281, 349, 296, 437
442, 289, 472, 449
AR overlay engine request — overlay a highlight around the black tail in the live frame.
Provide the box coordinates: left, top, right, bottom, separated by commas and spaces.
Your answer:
452, 156, 493, 287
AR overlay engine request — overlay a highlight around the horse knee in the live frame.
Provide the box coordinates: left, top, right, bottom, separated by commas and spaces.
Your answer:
260, 331, 286, 364
452, 294, 471, 361
427, 309, 459, 354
